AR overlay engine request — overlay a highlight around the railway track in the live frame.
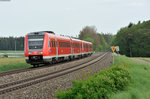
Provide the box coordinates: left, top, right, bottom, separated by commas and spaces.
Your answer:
0, 53, 102, 77
0, 52, 109, 95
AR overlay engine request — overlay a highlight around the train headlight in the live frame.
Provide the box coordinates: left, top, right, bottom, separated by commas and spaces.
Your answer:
28, 52, 32, 54
39, 52, 43, 54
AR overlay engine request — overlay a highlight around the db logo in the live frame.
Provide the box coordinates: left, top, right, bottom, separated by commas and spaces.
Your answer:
34, 52, 37, 54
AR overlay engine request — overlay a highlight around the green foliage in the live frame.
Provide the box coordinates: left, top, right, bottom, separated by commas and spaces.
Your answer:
98, 34, 106, 51
57, 63, 130, 99
113, 20, 150, 57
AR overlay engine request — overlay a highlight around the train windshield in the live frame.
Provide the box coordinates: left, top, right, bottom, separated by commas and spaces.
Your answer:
28, 34, 45, 51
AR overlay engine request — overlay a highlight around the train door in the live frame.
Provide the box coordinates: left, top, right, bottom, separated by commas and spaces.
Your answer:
55, 38, 58, 57
50, 38, 56, 56
80, 42, 81, 54
72, 42, 74, 55
71, 41, 73, 55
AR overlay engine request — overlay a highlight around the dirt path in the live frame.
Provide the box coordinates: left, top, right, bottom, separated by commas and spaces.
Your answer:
131, 58, 150, 65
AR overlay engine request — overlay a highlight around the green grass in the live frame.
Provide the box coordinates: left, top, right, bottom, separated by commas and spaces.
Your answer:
109, 55, 150, 99
0, 57, 31, 72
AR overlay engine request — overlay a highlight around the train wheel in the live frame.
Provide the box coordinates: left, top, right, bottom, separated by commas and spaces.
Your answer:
33, 64, 39, 68
69, 56, 72, 61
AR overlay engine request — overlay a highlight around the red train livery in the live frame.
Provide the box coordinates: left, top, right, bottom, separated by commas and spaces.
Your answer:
24, 31, 93, 67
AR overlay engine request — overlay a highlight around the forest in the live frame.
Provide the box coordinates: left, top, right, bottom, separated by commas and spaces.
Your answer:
112, 20, 150, 57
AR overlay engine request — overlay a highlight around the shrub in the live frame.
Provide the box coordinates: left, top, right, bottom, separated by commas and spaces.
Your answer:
57, 63, 131, 99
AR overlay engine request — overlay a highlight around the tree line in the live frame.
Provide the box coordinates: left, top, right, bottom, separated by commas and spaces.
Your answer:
112, 20, 150, 57
0, 37, 24, 50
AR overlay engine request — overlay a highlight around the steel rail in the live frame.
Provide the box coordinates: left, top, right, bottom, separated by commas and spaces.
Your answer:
0, 52, 109, 95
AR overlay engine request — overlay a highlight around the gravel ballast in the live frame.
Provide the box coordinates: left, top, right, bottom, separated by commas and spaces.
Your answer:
0, 52, 113, 99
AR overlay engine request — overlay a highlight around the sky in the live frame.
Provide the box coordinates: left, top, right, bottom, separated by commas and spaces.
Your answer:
0, 0, 149, 37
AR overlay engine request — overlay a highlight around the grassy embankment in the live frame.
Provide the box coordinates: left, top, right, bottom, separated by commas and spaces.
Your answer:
0, 58, 31, 72
110, 56, 150, 99
56, 55, 150, 99
56, 55, 131, 99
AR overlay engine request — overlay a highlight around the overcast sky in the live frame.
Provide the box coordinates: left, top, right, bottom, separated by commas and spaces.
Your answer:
0, 0, 149, 37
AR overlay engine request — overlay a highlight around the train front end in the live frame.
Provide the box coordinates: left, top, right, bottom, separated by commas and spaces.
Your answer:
24, 32, 46, 66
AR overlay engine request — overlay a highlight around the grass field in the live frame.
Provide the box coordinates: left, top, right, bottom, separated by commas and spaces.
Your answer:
109, 55, 150, 99
0, 57, 31, 72
0, 50, 24, 53
139, 58, 150, 63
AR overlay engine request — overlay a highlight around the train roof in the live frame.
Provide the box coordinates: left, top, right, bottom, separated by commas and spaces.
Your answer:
27, 31, 55, 35
27, 31, 92, 44
72, 38, 82, 42
72, 38, 92, 44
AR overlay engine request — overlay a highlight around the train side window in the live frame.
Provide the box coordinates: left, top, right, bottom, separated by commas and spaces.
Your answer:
55, 41, 57, 47
64, 42, 66, 47
53, 41, 54, 47
61, 42, 63, 47
62, 42, 63, 47
51, 41, 54, 47
59, 42, 60, 47
68, 42, 70, 48
51, 40, 53, 47
53, 40, 55, 47
66, 42, 68, 47
64, 42, 65, 47
54, 41, 55, 47
60, 42, 62, 47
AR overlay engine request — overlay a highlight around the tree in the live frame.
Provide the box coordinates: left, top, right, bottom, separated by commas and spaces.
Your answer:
79, 26, 101, 51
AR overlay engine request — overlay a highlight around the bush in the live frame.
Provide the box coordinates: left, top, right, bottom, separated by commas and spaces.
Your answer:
57, 63, 131, 99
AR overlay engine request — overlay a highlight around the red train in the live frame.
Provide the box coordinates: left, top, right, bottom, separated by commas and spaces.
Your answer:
24, 31, 93, 67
